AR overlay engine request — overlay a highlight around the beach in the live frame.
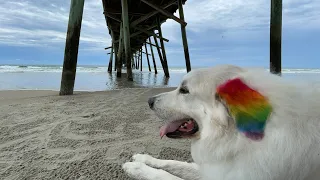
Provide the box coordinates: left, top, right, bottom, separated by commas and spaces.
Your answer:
0, 65, 320, 179
0, 88, 193, 180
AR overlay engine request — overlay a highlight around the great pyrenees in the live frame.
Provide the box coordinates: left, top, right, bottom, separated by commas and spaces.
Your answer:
122, 64, 320, 180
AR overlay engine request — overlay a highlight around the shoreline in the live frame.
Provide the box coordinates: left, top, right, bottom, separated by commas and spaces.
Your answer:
0, 87, 177, 101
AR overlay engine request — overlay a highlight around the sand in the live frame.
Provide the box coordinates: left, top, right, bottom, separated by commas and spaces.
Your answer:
0, 88, 192, 180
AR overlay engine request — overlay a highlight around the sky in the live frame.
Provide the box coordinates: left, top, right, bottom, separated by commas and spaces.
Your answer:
0, 0, 319, 68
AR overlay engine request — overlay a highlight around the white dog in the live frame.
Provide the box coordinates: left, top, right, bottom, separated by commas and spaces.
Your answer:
122, 64, 320, 180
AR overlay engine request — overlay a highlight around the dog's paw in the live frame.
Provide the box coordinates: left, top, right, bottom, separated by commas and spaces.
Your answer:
122, 162, 164, 180
132, 154, 155, 164
122, 162, 145, 176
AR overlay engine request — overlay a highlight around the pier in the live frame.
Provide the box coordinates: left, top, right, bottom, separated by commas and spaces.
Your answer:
59, 0, 282, 95
60, 0, 191, 95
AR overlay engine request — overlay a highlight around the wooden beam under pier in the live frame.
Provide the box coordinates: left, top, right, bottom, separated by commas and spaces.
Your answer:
130, 0, 177, 27
142, 52, 151, 56
101, 14, 170, 44
102, 12, 170, 44
114, 24, 167, 43
133, 26, 169, 42
104, 12, 122, 23
130, 24, 155, 37
133, 37, 162, 50
145, 41, 161, 49
103, 9, 146, 17
141, 0, 187, 26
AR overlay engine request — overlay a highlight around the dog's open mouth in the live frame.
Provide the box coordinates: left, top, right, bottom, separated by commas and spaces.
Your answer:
159, 119, 199, 139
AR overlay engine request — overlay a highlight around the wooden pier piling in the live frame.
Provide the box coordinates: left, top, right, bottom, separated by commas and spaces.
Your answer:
178, 0, 191, 72
107, 43, 113, 73
153, 36, 167, 76
59, 0, 85, 96
140, 48, 143, 71
121, 0, 133, 81
270, 0, 282, 75
107, 31, 115, 73
137, 51, 140, 69
148, 37, 157, 74
116, 24, 124, 77
144, 43, 152, 72
135, 53, 138, 69
114, 44, 118, 71
131, 56, 135, 69
157, 17, 170, 77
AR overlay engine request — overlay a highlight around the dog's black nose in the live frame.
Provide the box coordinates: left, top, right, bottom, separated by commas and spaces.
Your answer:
148, 97, 156, 109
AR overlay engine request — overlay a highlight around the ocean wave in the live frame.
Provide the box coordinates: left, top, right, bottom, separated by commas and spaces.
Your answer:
282, 69, 320, 73
0, 65, 320, 74
0, 65, 108, 73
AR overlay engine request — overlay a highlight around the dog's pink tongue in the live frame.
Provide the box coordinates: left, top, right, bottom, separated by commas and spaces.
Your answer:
159, 120, 185, 138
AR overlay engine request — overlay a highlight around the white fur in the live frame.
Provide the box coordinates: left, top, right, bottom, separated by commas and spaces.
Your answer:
123, 65, 320, 180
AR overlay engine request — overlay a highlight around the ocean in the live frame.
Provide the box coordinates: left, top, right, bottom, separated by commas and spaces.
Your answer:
0, 65, 319, 91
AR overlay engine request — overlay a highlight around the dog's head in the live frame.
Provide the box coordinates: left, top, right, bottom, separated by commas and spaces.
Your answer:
148, 65, 280, 159
148, 65, 251, 138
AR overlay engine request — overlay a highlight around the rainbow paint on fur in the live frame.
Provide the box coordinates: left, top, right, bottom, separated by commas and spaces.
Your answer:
216, 78, 272, 140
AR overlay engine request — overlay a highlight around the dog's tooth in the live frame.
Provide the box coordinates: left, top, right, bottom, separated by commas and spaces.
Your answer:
187, 120, 192, 124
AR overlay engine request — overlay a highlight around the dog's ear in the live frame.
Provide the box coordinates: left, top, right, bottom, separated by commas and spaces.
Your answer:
216, 78, 272, 141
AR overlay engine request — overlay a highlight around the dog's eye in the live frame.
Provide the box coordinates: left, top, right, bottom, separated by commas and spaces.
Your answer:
179, 86, 189, 94
215, 93, 221, 101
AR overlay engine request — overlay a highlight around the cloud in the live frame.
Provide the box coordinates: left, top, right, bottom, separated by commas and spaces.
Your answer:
160, 0, 320, 45
1, 0, 319, 48
185, 0, 320, 31
0, 0, 319, 67
0, 0, 110, 50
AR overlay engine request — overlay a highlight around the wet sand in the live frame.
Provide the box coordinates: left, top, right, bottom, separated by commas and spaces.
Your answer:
0, 88, 192, 180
